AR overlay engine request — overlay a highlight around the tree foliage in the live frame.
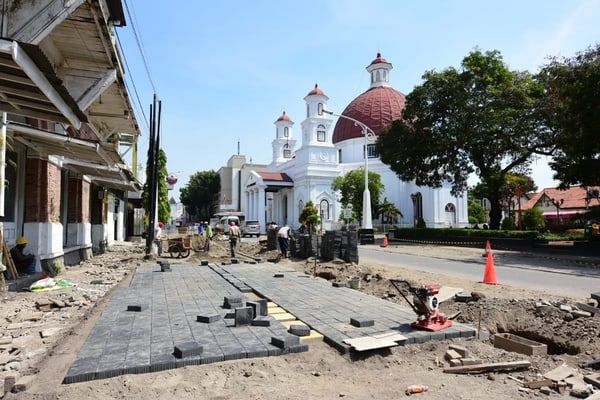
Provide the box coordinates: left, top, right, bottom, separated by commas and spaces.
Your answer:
142, 148, 170, 225
467, 188, 488, 224
539, 44, 600, 187
522, 207, 545, 231
331, 168, 384, 223
299, 201, 320, 233
179, 170, 220, 221
377, 49, 553, 229
374, 197, 402, 225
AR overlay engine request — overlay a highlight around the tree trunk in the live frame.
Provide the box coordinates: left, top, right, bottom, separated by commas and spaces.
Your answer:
488, 196, 503, 230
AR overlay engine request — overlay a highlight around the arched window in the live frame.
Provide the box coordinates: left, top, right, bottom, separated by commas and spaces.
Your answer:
284, 127, 289, 137
317, 125, 326, 142
445, 203, 456, 227
318, 103, 323, 116
319, 199, 329, 220
283, 143, 291, 158
298, 200, 304, 217
410, 192, 423, 226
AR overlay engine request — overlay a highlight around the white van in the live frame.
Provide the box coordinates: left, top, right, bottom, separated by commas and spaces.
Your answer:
215, 216, 240, 234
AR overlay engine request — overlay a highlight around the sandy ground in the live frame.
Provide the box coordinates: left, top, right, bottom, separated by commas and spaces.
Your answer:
2, 235, 600, 399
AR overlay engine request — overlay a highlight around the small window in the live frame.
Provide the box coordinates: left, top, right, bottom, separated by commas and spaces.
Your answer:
284, 127, 289, 137
319, 199, 329, 220
283, 144, 291, 158
365, 143, 378, 158
338, 149, 342, 163
318, 103, 323, 116
317, 125, 326, 142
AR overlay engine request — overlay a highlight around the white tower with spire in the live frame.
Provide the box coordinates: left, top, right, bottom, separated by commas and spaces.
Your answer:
271, 111, 296, 166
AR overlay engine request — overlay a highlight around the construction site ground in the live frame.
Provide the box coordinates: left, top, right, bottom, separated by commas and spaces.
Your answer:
2, 234, 600, 399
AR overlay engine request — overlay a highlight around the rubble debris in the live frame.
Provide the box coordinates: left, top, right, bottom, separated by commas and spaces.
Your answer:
443, 360, 531, 374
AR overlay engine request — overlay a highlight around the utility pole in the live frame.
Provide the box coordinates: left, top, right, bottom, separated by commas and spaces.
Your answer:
145, 94, 161, 254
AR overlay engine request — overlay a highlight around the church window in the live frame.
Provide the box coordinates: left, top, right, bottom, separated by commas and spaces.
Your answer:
317, 125, 326, 142
318, 103, 323, 116
319, 199, 329, 220
284, 127, 289, 137
365, 144, 378, 158
338, 149, 342, 163
283, 143, 291, 159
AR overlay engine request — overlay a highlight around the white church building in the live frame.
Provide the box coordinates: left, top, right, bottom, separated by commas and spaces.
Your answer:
241, 53, 468, 233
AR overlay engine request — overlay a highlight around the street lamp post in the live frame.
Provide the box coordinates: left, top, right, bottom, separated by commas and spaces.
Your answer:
322, 108, 376, 244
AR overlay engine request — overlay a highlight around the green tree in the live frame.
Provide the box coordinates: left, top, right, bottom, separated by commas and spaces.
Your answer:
522, 208, 545, 231
467, 188, 488, 225
331, 168, 384, 223
374, 197, 402, 226
142, 148, 170, 225
377, 49, 553, 230
299, 201, 320, 233
179, 170, 221, 221
539, 44, 600, 187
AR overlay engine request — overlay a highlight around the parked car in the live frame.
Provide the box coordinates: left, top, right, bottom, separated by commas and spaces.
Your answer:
242, 220, 261, 237
215, 216, 240, 235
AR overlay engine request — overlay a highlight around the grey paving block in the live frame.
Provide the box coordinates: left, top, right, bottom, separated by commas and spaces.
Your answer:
197, 314, 221, 323
273, 273, 285, 278
288, 324, 311, 337
332, 282, 346, 288
127, 304, 147, 312
235, 307, 254, 326
231, 258, 239, 264
271, 334, 300, 349
289, 343, 309, 353
173, 342, 204, 359
251, 317, 271, 327
350, 316, 374, 328
223, 294, 244, 308
200, 260, 209, 266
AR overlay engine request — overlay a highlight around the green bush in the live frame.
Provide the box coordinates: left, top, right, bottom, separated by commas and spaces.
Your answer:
390, 227, 541, 240
416, 217, 426, 229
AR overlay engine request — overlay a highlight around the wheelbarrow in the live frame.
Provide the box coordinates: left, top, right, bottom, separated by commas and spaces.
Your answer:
166, 236, 191, 258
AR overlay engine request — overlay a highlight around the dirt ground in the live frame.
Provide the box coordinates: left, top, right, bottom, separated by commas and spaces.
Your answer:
2, 234, 600, 399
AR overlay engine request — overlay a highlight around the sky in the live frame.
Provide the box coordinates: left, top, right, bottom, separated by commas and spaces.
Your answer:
116, 0, 600, 199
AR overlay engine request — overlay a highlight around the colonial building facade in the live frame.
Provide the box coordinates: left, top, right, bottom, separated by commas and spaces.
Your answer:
242, 53, 468, 233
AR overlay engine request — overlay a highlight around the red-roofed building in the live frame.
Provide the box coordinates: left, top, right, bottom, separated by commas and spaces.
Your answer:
522, 186, 600, 223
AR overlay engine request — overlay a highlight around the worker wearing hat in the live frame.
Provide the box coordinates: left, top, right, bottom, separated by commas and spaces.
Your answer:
10, 236, 36, 275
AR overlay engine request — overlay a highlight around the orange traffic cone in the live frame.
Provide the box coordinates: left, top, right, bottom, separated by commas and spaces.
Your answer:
381, 235, 389, 248
482, 240, 492, 257
481, 252, 499, 285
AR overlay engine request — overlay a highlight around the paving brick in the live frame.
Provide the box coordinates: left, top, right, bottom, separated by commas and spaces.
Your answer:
271, 334, 300, 349
251, 317, 271, 327
173, 342, 204, 359
332, 282, 346, 288
449, 344, 469, 357
235, 307, 254, 326
273, 273, 285, 278
200, 260, 209, 266
126, 305, 147, 312
197, 314, 221, 323
288, 324, 311, 336
350, 316, 374, 328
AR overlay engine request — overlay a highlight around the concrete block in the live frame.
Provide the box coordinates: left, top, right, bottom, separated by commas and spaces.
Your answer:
288, 324, 311, 337
197, 314, 220, 323
332, 281, 347, 288
350, 316, 374, 328
454, 292, 472, 302
591, 292, 600, 303
231, 258, 239, 264
223, 295, 244, 309
449, 358, 461, 367
251, 317, 271, 327
493, 333, 547, 356
271, 334, 300, 349
173, 341, 204, 358
445, 349, 462, 361
449, 344, 469, 358
235, 307, 254, 326
200, 260, 209, 266
127, 305, 146, 312
576, 301, 600, 315
460, 358, 483, 366
247, 299, 268, 317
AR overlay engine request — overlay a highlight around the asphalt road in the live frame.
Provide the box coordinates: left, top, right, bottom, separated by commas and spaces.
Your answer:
359, 244, 600, 299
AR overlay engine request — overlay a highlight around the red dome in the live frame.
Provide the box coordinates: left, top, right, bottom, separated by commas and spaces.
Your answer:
276, 111, 292, 123
307, 83, 326, 97
332, 86, 406, 144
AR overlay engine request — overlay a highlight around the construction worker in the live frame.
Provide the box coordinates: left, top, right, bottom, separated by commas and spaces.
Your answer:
277, 224, 292, 258
228, 221, 241, 257
204, 221, 212, 251
10, 236, 36, 275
